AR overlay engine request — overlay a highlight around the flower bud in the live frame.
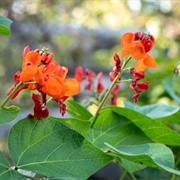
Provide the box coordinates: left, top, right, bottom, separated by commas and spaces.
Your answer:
136, 82, 149, 92
23, 46, 30, 58
130, 68, 145, 80
45, 53, 53, 64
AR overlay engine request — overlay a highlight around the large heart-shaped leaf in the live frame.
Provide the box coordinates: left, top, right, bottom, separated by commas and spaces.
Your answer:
124, 101, 179, 119
111, 106, 180, 146
105, 143, 180, 176
0, 151, 26, 179
8, 116, 112, 179
0, 15, 12, 35
66, 100, 93, 120
0, 106, 20, 124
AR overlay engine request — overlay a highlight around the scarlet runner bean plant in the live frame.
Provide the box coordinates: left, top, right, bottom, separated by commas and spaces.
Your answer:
1, 16, 180, 180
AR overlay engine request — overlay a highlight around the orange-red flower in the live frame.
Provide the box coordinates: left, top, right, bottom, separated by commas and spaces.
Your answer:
7, 46, 81, 118
18, 47, 80, 99
121, 32, 156, 71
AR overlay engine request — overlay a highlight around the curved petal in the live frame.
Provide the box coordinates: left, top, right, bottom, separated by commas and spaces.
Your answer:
143, 54, 157, 68
131, 42, 145, 60
135, 59, 147, 71
121, 32, 134, 46
34, 69, 44, 86
42, 76, 65, 98
20, 65, 37, 82
56, 66, 68, 79
122, 42, 145, 60
23, 52, 41, 67
43, 61, 59, 76
64, 78, 81, 96
122, 43, 136, 58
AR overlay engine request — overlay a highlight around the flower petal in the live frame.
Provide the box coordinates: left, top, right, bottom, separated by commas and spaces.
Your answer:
121, 32, 134, 46
23, 52, 41, 67
131, 42, 146, 59
20, 65, 38, 82
122, 42, 145, 59
143, 54, 157, 68
34, 69, 44, 86
42, 76, 65, 98
135, 59, 147, 71
64, 78, 81, 96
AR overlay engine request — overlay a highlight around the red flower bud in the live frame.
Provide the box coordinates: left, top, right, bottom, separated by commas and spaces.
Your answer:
133, 92, 139, 103
130, 80, 136, 89
136, 82, 149, 92
23, 46, 30, 58
75, 66, 84, 83
130, 68, 145, 80
45, 53, 53, 64
41, 52, 47, 62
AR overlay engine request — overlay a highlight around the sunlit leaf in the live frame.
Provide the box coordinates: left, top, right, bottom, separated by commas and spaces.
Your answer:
0, 15, 12, 35
0, 106, 20, 124
105, 143, 180, 176
124, 101, 179, 119
111, 106, 180, 146
0, 151, 26, 180
66, 100, 93, 120
8, 116, 112, 179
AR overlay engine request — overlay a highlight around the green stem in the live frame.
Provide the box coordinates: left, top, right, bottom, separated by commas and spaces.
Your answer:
91, 56, 132, 128
170, 157, 180, 180
0, 81, 24, 108
119, 170, 127, 180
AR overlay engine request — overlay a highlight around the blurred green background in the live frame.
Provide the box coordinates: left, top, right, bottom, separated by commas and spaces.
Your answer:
0, 0, 180, 107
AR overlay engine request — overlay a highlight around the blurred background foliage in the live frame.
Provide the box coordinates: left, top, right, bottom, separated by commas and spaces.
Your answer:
0, 0, 180, 107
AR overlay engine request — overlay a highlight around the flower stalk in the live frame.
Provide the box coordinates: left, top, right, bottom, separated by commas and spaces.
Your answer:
0, 81, 23, 108
91, 56, 132, 128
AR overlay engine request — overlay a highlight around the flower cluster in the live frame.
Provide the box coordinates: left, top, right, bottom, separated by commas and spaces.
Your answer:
75, 32, 156, 106
7, 46, 80, 119
121, 32, 156, 71
76, 66, 105, 93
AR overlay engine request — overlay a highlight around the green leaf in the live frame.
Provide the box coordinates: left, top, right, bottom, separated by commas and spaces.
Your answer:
86, 108, 152, 172
105, 143, 180, 176
86, 108, 152, 150
0, 15, 12, 35
111, 106, 180, 146
0, 151, 26, 180
0, 106, 20, 124
118, 157, 146, 173
156, 109, 180, 124
163, 76, 180, 104
8, 116, 112, 179
66, 100, 93, 120
124, 101, 179, 119
49, 116, 91, 136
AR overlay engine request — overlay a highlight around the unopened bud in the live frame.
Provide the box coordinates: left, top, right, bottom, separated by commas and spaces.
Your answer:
45, 53, 53, 64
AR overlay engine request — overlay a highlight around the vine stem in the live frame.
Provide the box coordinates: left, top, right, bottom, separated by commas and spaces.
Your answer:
0, 81, 24, 108
91, 56, 132, 128
0, 81, 37, 108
